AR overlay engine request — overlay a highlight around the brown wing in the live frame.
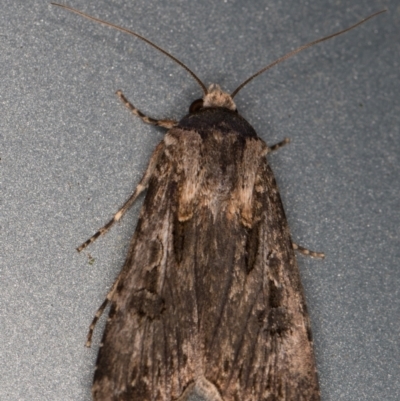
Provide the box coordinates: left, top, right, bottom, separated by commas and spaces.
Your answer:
92, 126, 319, 401
92, 129, 204, 401
197, 151, 321, 401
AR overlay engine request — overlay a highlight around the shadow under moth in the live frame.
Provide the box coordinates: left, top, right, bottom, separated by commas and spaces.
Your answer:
52, 4, 384, 401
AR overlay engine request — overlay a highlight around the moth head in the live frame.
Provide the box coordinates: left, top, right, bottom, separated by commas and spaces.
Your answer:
189, 84, 237, 113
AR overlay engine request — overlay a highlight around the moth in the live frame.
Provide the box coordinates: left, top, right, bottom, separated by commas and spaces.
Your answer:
52, 4, 384, 400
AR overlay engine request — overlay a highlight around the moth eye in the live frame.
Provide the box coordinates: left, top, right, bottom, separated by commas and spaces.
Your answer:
189, 99, 204, 113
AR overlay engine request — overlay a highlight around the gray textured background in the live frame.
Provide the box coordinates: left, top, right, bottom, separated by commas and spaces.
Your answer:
2, 0, 399, 400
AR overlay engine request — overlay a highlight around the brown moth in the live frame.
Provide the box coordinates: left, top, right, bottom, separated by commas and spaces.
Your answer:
52, 4, 385, 400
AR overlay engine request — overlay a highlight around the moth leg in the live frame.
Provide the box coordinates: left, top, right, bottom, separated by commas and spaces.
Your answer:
268, 137, 290, 153
293, 242, 325, 259
86, 298, 108, 347
86, 272, 121, 347
77, 141, 166, 252
116, 90, 178, 129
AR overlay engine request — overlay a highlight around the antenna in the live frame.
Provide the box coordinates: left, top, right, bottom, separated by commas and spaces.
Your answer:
51, 3, 208, 94
231, 10, 386, 98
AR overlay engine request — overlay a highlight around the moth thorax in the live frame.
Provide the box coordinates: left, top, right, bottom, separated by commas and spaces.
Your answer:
203, 84, 236, 111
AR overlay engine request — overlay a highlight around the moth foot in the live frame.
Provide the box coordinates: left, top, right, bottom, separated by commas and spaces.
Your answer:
293, 242, 325, 259
116, 90, 178, 129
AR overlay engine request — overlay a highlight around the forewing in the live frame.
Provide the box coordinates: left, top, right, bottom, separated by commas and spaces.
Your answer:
197, 159, 320, 401
92, 144, 198, 400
